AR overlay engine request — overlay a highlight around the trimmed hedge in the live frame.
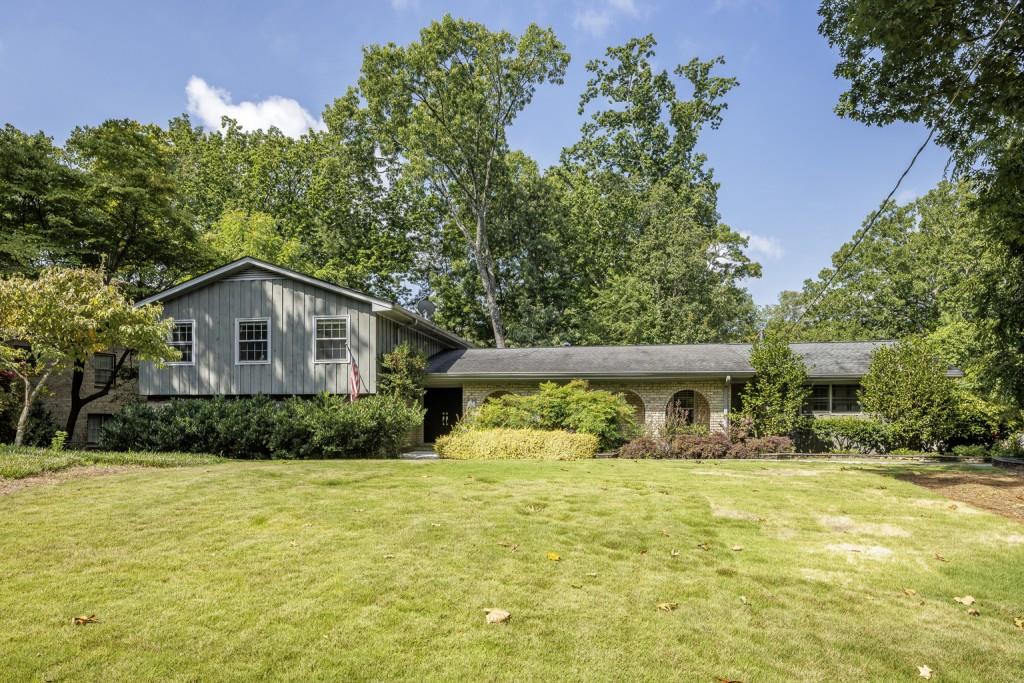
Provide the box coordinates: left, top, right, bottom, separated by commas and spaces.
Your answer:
811, 417, 894, 454
618, 418, 793, 459
99, 395, 423, 459
435, 428, 598, 460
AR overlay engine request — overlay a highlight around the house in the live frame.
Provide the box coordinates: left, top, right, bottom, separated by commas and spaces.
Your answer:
47, 258, 959, 446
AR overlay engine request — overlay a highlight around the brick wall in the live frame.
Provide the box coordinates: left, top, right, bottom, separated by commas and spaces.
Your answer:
460, 379, 732, 435
38, 354, 141, 445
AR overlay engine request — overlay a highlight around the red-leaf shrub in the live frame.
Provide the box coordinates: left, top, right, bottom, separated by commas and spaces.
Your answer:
618, 436, 672, 459
671, 432, 731, 459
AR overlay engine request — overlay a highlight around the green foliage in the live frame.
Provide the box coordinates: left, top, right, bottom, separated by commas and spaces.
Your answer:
811, 417, 894, 454
48, 431, 67, 452
0, 445, 222, 480
0, 267, 176, 445
738, 335, 810, 437
434, 428, 597, 460
860, 338, 958, 450
100, 395, 423, 459
201, 210, 306, 270
0, 382, 55, 446
377, 343, 426, 405
951, 444, 990, 458
464, 380, 635, 450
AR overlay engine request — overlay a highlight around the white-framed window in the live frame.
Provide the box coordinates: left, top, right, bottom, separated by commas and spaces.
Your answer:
313, 315, 350, 363
168, 320, 195, 365
93, 352, 116, 388
235, 317, 271, 365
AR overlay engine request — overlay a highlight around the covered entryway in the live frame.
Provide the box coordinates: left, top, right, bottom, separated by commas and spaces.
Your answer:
424, 387, 463, 442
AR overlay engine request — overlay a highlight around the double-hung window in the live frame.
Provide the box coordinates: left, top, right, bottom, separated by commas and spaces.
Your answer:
831, 384, 862, 413
93, 352, 116, 388
314, 316, 349, 363
168, 320, 195, 365
802, 385, 830, 414
236, 318, 270, 364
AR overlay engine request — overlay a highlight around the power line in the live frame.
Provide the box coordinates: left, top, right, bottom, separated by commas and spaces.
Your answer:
790, 0, 1021, 330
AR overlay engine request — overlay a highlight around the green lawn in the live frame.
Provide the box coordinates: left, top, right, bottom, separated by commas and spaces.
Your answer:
0, 446, 223, 479
2, 458, 1023, 681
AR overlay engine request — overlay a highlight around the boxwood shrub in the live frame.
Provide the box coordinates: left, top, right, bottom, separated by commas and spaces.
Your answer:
99, 394, 423, 459
811, 417, 894, 454
435, 428, 598, 460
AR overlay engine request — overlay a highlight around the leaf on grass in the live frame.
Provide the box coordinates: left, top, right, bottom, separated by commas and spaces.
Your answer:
73, 615, 98, 625
918, 664, 932, 679
697, 542, 711, 551
571, 583, 583, 589
546, 551, 561, 562
431, 523, 442, 527
657, 602, 679, 612
484, 608, 511, 624
384, 554, 395, 560
497, 541, 519, 552
739, 596, 748, 605
1014, 617, 1024, 630
731, 545, 744, 552
954, 596, 975, 606
660, 528, 670, 537
967, 608, 980, 616
639, 549, 648, 555
670, 549, 680, 557
715, 678, 744, 683
903, 588, 918, 596
934, 553, 948, 562
586, 572, 598, 578
948, 503, 958, 510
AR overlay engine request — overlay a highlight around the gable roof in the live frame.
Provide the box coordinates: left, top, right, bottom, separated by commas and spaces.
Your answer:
426, 341, 964, 380
135, 257, 471, 349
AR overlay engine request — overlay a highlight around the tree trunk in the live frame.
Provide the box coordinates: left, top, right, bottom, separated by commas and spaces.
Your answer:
64, 352, 130, 443
471, 216, 507, 349
14, 378, 32, 447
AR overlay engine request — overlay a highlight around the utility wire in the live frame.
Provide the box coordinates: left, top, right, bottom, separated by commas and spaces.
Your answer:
789, 0, 1022, 331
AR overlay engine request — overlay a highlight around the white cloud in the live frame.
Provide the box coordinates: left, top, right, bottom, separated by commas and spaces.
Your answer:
741, 232, 784, 261
895, 188, 919, 205
573, 0, 640, 37
185, 76, 325, 139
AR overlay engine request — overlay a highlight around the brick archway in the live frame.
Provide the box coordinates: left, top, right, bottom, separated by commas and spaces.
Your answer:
666, 390, 710, 430
619, 390, 645, 426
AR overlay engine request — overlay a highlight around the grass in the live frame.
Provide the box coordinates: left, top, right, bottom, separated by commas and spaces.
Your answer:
2, 459, 1023, 681
0, 446, 224, 479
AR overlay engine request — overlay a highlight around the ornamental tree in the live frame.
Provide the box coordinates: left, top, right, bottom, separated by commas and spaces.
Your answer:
0, 267, 176, 445
739, 334, 810, 437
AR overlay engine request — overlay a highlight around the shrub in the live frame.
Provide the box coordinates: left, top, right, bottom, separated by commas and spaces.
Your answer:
100, 394, 423, 459
378, 343, 426, 404
811, 417, 894, 454
465, 380, 635, 450
951, 444, 990, 458
435, 428, 598, 460
728, 435, 794, 458
738, 333, 810, 437
670, 432, 731, 459
618, 436, 672, 459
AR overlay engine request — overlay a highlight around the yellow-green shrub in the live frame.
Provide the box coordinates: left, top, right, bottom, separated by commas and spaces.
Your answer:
435, 428, 598, 460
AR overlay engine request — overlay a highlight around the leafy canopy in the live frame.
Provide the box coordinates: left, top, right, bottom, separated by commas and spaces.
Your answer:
738, 335, 810, 437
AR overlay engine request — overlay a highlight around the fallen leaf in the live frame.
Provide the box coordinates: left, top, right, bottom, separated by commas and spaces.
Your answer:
484, 608, 511, 624
383, 554, 395, 559
497, 541, 519, 552
586, 572, 598, 578
546, 551, 561, 562
948, 503, 958, 510
1013, 617, 1024, 629
967, 608, 980, 616
430, 523, 442, 527
739, 596, 748, 605
954, 595, 976, 606
639, 549, 648, 555
657, 602, 679, 612
715, 678, 744, 683
731, 545, 744, 552
73, 615, 98, 625
353, 508, 366, 513
570, 583, 583, 589
670, 549, 680, 557
697, 542, 711, 551
903, 588, 918, 596
934, 553, 948, 562
918, 664, 932, 679
660, 528, 670, 537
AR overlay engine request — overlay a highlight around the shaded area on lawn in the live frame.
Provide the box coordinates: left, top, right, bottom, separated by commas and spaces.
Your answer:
0, 446, 224, 482
897, 467, 1024, 523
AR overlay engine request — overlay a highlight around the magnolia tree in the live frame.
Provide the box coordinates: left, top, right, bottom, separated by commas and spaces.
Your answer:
0, 268, 176, 446
739, 334, 810, 437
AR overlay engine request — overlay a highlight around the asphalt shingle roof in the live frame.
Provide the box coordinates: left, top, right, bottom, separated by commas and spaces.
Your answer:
425, 341, 931, 379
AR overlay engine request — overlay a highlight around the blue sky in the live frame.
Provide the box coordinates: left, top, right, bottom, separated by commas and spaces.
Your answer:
0, 0, 949, 305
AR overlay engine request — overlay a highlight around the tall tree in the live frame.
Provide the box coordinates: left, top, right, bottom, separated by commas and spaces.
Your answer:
360, 15, 570, 347
556, 35, 759, 344
818, 0, 1024, 404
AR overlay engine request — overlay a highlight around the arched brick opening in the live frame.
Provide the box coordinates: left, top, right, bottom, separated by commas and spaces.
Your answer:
666, 390, 710, 430
620, 390, 645, 427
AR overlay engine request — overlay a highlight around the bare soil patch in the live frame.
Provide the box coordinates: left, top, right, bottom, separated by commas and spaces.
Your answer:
0, 465, 138, 496
901, 469, 1024, 523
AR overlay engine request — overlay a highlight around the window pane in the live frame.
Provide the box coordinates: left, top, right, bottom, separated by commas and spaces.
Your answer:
802, 385, 830, 413
94, 353, 115, 388
831, 384, 861, 413
170, 322, 194, 363
87, 414, 111, 444
237, 321, 268, 362
315, 318, 348, 361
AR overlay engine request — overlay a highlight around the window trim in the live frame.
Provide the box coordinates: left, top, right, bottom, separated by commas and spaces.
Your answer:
234, 317, 271, 366
93, 352, 117, 388
166, 319, 196, 366
312, 315, 351, 364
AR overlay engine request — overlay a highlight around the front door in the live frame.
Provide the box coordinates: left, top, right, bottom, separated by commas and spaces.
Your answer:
423, 388, 463, 442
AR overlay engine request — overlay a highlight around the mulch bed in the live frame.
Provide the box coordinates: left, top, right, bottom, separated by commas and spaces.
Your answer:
901, 469, 1024, 523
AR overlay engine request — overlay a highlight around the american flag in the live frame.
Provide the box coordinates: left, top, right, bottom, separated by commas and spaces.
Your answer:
349, 354, 361, 402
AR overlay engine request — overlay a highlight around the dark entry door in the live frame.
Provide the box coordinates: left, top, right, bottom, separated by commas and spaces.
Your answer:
424, 388, 463, 442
